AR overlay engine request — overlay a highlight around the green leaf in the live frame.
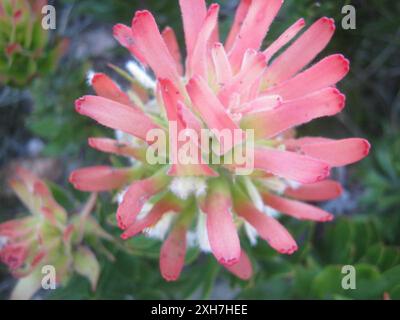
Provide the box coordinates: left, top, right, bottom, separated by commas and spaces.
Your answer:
73, 246, 100, 291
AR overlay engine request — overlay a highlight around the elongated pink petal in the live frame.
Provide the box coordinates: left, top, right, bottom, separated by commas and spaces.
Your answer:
162, 27, 183, 75
285, 180, 343, 201
91, 73, 135, 107
204, 190, 241, 266
264, 17, 336, 87
112, 23, 147, 66
218, 51, 267, 107
263, 18, 306, 62
75, 95, 160, 142
241, 88, 345, 139
187, 4, 219, 79
295, 138, 370, 167
265, 54, 350, 99
253, 148, 330, 184
180, 103, 203, 134
187, 76, 243, 154
235, 200, 297, 254
234, 95, 282, 114
224, 250, 253, 280
225, 0, 252, 51
121, 198, 181, 240
284, 136, 333, 148
159, 78, 218, 176
116, 172, 169, 230
262, 193, 334, 222
88, 137, 146, 161
179, 0, 207, 59
228, 0, 283, 71
212, 43, 233, 87
158, 78, 185, 125
69, 166, 131, 192
131, 11, 180, 82
160, 225, 187, 281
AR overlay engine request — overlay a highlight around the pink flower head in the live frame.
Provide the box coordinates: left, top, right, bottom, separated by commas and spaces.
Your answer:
1, 167, 68, 277
1, 167, 109, 299
71, 0, 370, 281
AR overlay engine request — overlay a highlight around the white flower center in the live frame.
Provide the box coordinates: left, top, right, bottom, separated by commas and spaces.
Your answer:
0, 236, 9, 249
144, 212, 175, 240
126, 61, 156, 90
169, 177, 207, 200
196, 211, 211, 252
244, 222, 258, 246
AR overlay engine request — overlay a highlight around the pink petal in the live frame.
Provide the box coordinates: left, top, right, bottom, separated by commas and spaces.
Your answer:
212, 43, 233, 87
284, 136, 333, 148
88, 137, 146, 161
225, 0, 252, 51
187, 4, 219, 79
69, 166, 131, 191
204, 189, 241, 266
179, 0, 207, 59
159, 78, 218, 176
234, 95, 282, 114
228, 0, 283, 71
162, 26, 183, 75
0, 244, 28, 270
160, 225, 187, 281
241, 88, 345, 139
224, 250, 253, 280
75, 95, 161, 143
285, 180, 343, 201
187, 76, 243, 154
91, 73, 136, 108
112, 23, 147, 66
263, 18, 306, 62
235, 199, 297, 254
131, 11, 180, 83
180, 103, 203, 134
264, 17, 336, 86
218, 51, 267, 107
116, 172, 169, 230
265, 54, 350, 99
294, 138, 371, 167
253, 147, 330, 184
121, 198, 181, 240
262, 193, 334, 222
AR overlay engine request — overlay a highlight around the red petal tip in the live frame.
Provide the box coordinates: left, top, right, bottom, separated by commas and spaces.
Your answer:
132, 10, 152, 23
278, 244, 298, 255
75, 97, 86, 113
320, 214, 334, 222
314, 165, 331, 182
219, 257, 240, 267
87, 138, 95, 147
91, 73, 104, 84
361, 139, 371, 156
208, 3, 220, 12
298, 18, 306, 26
162, 273, 180, 282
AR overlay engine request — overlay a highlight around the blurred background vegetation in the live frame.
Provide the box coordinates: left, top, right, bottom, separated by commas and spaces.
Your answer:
0, 0, 399, 299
